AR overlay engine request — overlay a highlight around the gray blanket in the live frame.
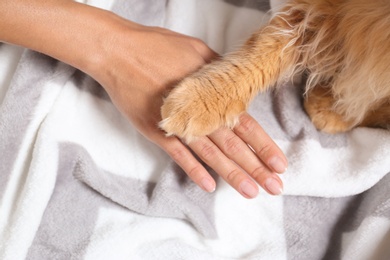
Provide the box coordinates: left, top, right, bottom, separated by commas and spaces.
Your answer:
0, 0, 389, 259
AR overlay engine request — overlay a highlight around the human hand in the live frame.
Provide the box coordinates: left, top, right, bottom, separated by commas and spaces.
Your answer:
88, 20, 286, 198
185, 113, 287, 198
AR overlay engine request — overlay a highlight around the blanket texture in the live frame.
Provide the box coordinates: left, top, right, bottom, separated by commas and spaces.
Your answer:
0, 0, 389, 259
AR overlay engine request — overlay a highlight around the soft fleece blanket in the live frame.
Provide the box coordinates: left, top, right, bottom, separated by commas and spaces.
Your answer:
1, 0, 389, 259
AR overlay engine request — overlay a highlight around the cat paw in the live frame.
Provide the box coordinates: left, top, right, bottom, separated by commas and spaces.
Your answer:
305, 107, 353, 133
304, 87, 354, 134
160, 74, 246, 142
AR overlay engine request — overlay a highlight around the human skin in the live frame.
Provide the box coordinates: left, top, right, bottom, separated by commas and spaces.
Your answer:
0, 0, 287, 198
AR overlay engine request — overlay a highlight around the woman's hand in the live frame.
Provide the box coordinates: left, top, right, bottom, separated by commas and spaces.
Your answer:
91, 22, 286, 198
0, 0, 287, 198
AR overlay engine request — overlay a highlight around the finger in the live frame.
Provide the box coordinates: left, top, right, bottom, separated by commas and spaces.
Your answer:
234, 113, 288, 174
209, 127, 283, 195
154, 134, 216, 193
189, 38, 219, 63
148, 27, 219, 62
189, 136, 259, 199
201, 47, 219, 64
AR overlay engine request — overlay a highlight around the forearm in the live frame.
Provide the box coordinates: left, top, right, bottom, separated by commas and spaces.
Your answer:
0, 0, 126, 75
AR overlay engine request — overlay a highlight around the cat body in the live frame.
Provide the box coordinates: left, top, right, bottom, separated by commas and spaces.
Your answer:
160, 0, 390, 142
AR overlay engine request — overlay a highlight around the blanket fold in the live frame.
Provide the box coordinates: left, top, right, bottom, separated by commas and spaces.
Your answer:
73, 143, 218, 238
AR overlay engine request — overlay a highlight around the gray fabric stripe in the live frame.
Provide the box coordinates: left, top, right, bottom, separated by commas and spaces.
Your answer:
284, 173, 390, 260
74, 145, 218, 238
112, 0, 167, 26
0, 52, 74, 199
27, 143, 114, 260
224, 0, 271, 12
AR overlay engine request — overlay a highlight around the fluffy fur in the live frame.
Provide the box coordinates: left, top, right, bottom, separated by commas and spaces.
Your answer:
160, 0, 390, 142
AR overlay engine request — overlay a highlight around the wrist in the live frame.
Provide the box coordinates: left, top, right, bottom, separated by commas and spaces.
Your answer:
61, 3, 143, 90
39, 2, 126, 78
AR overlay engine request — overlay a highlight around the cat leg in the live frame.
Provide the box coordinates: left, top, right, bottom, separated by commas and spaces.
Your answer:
160, 13, 302, 142
304, 85, 357, 133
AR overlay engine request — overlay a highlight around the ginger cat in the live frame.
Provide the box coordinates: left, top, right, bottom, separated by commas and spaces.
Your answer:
160, 0, 390, 142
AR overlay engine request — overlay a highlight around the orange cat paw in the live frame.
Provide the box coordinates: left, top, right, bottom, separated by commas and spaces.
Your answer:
160, 75, 246, 142
305, 107, 354, 133
304, 87, 355, 134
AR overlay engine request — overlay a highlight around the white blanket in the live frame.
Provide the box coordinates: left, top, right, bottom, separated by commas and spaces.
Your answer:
0, 0, 389, 259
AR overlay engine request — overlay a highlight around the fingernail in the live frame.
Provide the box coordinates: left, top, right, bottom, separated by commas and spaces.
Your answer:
240, 180, 258, 198
201, 178, 216, 193
265, 178, 283, 195
269, 156, 287, 173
